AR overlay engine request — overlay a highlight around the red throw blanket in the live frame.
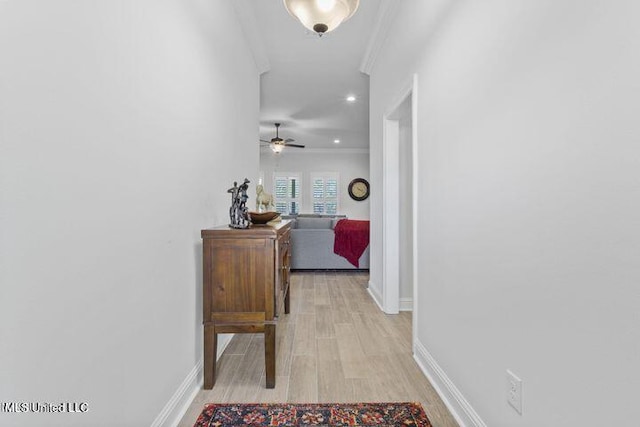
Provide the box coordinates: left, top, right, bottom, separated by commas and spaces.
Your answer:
333, 219, 370, 268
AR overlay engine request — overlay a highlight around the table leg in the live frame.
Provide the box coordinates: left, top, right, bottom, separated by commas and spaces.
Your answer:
284, 284, 291, 314
204, 324, 217, 389
265, 324, 276, 388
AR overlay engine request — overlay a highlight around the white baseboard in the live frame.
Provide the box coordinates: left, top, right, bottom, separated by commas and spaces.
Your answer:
368, 281, 410, 313
367, 280, 384, 311
413, 340, 487, 427
399, 298, 413, 311
150, 359, 202, 427
151, 334, 234, 427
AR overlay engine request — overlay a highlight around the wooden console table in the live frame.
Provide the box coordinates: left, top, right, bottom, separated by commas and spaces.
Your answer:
201, 220, 292, 389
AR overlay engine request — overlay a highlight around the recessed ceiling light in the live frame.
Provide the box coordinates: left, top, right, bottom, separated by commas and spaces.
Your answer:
346, 95, 356, 102
334, 139, 340, 144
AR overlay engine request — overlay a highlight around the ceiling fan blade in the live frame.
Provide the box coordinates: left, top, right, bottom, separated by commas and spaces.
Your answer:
284, 138, 295, 143
284, 143, 305, 148
260, 139, 271, 143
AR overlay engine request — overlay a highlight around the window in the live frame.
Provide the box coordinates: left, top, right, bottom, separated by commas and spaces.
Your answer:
311, 173, 339, 215
273, 173, 301, 215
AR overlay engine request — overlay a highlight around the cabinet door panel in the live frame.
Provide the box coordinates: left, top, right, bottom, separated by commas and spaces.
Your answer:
210, 239, 274, 314
275, 231, 291, 317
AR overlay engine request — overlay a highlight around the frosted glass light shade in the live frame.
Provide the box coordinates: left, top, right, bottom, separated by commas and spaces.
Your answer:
271, 143, 284, 153
283, 0, 360, 36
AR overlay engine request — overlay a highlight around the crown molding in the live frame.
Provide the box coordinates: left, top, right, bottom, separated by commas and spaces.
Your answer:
233, 0, 271, 75
260, 147, 369, 155
359, 0, 401, 75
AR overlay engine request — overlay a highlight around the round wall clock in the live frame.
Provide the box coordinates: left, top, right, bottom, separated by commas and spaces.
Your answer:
348, 178, 370, 201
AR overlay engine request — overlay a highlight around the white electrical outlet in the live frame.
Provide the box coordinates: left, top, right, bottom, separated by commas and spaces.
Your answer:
506, 369, 523, 414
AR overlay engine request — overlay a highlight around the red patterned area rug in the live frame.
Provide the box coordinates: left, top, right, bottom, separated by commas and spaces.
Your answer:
194, 402, 432, 426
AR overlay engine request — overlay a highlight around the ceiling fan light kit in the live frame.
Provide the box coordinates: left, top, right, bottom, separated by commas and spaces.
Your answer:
261, 123, 305, 154
283, 0, 360, 37
271, 143, 285, 154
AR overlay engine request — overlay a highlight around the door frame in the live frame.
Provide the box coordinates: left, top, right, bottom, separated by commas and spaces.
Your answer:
381, 74, 418, 343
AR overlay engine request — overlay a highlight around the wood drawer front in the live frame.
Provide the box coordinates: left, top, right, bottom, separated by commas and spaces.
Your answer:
278, 230, 291, 254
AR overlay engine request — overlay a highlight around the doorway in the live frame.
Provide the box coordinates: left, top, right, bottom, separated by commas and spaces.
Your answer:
382, 75, 418, 345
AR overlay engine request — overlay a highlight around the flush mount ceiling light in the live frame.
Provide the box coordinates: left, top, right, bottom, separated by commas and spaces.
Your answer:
346, 95, 356, 102
334, 139, 341, 143
283, 0, 360, 37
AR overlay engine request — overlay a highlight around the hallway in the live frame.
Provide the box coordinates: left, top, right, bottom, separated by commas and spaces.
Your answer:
179, 271, 458, 427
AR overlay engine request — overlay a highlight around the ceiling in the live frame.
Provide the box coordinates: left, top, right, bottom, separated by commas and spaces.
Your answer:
234, 0, 388, 151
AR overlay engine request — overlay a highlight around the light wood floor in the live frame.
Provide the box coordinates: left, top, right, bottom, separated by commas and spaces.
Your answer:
178, 271, 459, 427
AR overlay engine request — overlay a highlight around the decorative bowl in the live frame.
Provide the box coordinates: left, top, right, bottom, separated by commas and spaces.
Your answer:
248, 211, 281, 225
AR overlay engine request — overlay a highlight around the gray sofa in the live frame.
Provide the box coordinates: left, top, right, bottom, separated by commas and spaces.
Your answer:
287, 215, 370, 270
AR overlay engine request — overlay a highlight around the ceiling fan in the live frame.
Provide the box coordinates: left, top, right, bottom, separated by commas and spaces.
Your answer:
260, 123, 305, 153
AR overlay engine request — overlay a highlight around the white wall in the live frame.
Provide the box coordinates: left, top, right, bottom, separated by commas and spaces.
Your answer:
370, 0, 640, 426
0, 1, 259, 426
260, 150, 370, 219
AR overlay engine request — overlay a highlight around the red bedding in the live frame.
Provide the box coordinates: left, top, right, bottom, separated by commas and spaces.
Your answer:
333, 219, 370, 268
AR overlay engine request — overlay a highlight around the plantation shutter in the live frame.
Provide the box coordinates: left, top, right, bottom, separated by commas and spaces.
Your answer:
311, 173, 339, 215
273, 173, 301, 215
